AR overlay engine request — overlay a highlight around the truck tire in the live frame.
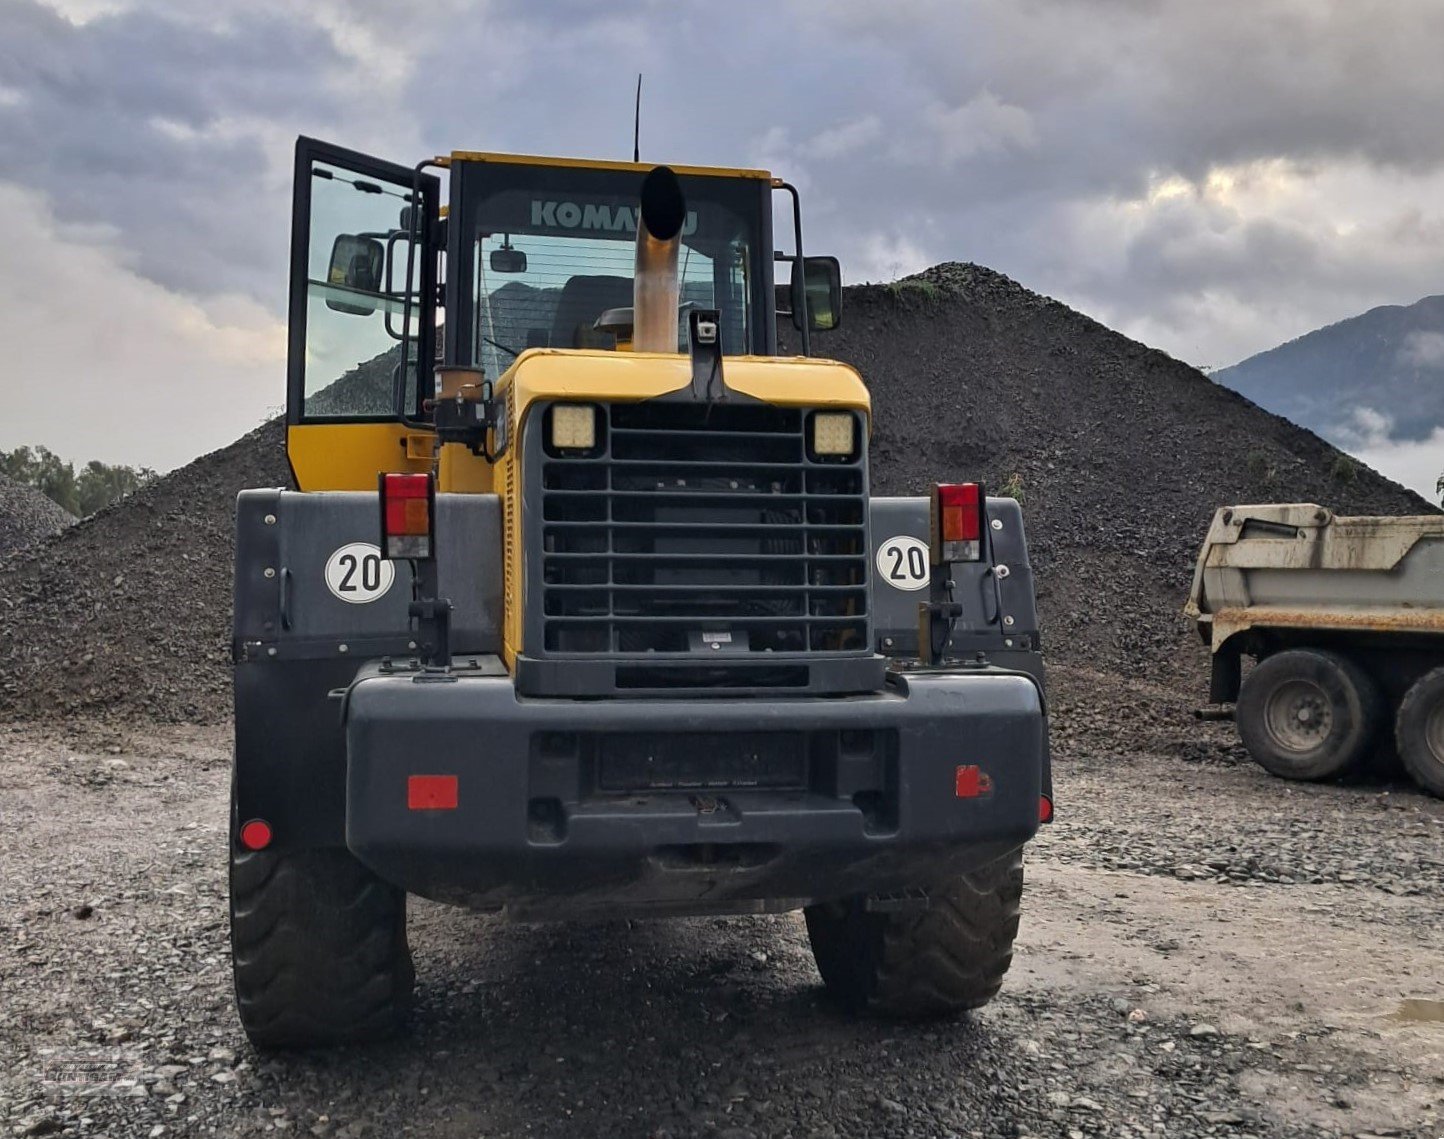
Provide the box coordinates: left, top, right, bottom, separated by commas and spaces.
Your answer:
1236, 649, 1382, 782
803, 852, 1022, 1018
1394, 667, 1444, 798
230, 844, 414, 1049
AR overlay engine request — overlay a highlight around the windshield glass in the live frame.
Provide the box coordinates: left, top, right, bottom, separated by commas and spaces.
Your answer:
463, 165, 764, 377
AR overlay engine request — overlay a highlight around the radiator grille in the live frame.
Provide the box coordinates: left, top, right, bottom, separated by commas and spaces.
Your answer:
532, 401, 869, 662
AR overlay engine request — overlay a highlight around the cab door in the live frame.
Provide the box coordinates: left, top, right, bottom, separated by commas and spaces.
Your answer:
286, 137, 441, 490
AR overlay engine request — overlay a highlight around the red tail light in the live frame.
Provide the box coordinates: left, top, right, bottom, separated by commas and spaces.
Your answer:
1039, 795, 1054, 824
932, 482, 984, 562
379, 472, 434, 560
239, 819, 273, 851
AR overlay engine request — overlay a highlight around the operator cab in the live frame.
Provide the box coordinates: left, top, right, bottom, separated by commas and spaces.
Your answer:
285, 138, 841, 490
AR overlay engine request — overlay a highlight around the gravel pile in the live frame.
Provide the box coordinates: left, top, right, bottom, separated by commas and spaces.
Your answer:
0, 262, 1431, 723
0, 473, 72, 560
802, 263, 1431, 688
0, 422, 288, 723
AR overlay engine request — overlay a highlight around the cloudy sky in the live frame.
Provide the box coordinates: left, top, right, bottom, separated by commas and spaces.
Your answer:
3, 0, 1443, 485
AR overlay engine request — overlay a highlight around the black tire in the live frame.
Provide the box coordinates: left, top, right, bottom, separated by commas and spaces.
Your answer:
230, 844, 414, 1049
1236, 649, 1382, 782
803, 852, 1023, 1018
1394, 666, 1444, 798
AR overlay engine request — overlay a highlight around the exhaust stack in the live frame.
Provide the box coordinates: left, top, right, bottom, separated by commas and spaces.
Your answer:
633, 166, 686, 353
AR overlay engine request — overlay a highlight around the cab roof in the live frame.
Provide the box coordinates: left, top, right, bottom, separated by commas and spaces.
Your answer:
446, 150, 774, 182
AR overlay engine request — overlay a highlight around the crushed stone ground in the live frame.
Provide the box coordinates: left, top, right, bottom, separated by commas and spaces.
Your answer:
1, 668, 1440, 1138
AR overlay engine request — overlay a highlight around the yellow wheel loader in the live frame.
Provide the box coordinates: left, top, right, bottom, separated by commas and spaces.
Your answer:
228, 137, 1051, 1048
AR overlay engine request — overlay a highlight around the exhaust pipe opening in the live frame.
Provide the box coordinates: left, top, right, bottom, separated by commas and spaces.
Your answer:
634, 166, 685, 353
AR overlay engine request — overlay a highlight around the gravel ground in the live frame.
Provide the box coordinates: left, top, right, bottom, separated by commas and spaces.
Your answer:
3, 666, 1440, 1139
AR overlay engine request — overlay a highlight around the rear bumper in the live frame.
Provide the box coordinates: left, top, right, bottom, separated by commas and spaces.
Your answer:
343, 664, 1047, 915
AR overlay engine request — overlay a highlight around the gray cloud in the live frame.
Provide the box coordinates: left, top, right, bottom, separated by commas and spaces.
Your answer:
1399, 330, 1444, 368
0, 1, 349, 302
4, 0, 1444, 470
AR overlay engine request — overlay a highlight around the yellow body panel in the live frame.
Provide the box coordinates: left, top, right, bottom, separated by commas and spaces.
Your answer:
449, 151, 771, 181
438, 442, 494, 493
492, 348, 871, 666
287, 423, 433, 491
500, 348, 870, 424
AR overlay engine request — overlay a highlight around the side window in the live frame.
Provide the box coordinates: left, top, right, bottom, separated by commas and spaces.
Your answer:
289, 142, 438, 421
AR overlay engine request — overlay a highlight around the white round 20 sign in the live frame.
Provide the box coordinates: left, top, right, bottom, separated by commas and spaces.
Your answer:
875, 535, 931, 591
324, 542, 395, 604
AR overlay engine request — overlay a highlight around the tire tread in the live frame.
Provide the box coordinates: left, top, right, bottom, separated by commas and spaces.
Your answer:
1394, 666, 1444, 798
230, 846, 413, 1049
804, 852, 1023, 1019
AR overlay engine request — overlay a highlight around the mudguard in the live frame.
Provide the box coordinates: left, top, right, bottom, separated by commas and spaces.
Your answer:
232, 489, 502, 848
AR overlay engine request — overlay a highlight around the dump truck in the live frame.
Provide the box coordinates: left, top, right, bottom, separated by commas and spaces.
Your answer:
229, 137, 1052, 1048
1188, 502, 1444, 798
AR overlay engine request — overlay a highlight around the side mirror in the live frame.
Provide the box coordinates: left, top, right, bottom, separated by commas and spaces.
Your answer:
791, 255, 842, 332
490, 246, 528, 274
326, 234, 385, 315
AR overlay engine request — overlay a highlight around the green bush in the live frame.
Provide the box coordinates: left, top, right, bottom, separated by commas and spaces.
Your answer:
1, 445, 155, 517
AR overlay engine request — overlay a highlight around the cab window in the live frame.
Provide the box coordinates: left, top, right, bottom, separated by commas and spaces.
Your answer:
297, 158, 431, 419
460, 166, 763, 378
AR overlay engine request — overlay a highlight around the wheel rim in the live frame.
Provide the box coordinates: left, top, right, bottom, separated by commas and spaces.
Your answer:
1263, 678, 1334, 753
1424, 699, 1444, 765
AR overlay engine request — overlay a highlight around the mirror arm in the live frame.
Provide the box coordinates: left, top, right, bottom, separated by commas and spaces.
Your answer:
382, 231, 409, 342
395, 159, 446, 429
776, 181, 809, 356
773, 251, 795, 317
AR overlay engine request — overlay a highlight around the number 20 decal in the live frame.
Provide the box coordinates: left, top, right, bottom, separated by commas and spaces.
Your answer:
875, 535, 930, 592
324, 542, 396, 604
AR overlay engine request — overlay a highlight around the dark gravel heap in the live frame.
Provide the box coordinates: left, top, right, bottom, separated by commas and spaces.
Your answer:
0, 422, 289, 722
807, 263, 1431, 686
0, 262, 1430, 723
0, 472, 72, 560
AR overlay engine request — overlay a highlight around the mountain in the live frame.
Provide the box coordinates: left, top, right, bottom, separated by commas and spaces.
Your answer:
1212, 294, 1444, 444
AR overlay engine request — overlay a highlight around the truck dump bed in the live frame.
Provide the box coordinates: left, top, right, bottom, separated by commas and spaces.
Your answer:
1187, 503, 1444, 650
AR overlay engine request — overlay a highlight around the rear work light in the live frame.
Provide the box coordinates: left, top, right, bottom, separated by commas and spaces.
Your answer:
379, 471, 435, 560
931, 482, 985, 563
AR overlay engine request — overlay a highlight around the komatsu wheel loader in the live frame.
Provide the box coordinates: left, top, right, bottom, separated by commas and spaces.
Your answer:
229, 137, 1051, 1048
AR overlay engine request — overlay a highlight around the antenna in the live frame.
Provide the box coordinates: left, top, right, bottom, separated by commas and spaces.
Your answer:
633, 73, 642, 163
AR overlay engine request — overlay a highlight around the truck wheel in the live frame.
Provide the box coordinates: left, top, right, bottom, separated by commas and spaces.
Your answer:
1236, 649, 1382, 782
230, 844, 414, 1049
803, 852, 1022, 1018
1394, 667, 1444, 797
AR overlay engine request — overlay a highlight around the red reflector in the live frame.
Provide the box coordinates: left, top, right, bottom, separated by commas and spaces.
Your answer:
407, 774, 459, 810
1039, 795, 1054, 824
239, 819, 273, 851
937, 483, 982, 542
954, 764, 993, 799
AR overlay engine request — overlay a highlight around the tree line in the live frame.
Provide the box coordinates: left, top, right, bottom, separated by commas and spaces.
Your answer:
1, 445, 156, 517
